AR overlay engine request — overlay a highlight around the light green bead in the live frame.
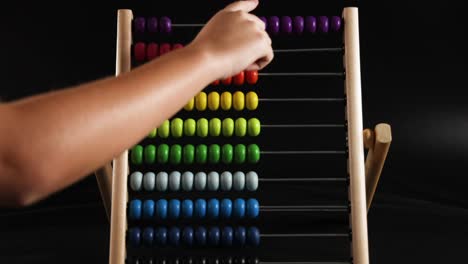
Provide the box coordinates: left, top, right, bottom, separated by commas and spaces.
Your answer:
158, 120, 170, 138
197, 118, 209, 137
222, 118, 234, 137
148, 128, 157, 138
209, 118, 222, 137
248, 118, 261, 137
184, 118, 196, 136
171, 118, 184, 138
235, 118, 247, 137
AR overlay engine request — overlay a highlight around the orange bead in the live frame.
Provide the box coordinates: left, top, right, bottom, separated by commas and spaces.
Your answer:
147, 43, 159, 60
246, 70, 259, 84
222, 77, 232, 85
233, 71, 245, 85
212, 80, 220, 86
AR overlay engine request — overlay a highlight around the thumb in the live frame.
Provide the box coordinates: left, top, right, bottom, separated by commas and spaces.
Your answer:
224, 0, 259, 13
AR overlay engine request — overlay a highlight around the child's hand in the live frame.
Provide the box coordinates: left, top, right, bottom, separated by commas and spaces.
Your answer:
189, 0, 273, 79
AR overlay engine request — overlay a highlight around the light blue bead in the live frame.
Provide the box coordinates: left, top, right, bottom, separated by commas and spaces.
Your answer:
220, 198, 232, 219
194, 199, 207, 218
168, 199, 181, 219
129, 199, 142, 220
232, 198, 246, 219
207, 198, 220, 219
246, 198, 260, 218
181, 199, 194, 218
156, 199, 168, 219
156, 172, 168, 191
143, 200, 155, 219
130, 171, 143, 191
143, 172, 156, 191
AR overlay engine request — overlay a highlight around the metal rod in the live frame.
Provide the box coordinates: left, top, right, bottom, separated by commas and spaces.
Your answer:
259, 72, 344, 77
259, 98, 345, 102
259, 178, 347, 182
261, 233, 349, 238
261, 151, 346, 155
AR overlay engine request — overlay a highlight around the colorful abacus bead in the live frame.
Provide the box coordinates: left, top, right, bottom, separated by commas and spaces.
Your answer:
147, 17, 158, 33
331, 16, 342, 31
160, 16, 172, 33
147, 43, 159, 60
305, 16, 317, 33
134, 42, 146, 62
134, 17, 146, 33
160, 43, 171, 55
281, 16, 293, 34
293, 16, 305, 34
318, 16, 329, 33
268, 16, 280, 35
246, 71, 258, 84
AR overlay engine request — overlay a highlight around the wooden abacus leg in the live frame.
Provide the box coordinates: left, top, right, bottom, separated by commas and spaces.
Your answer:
363, 123, 392, 211
94, 163, 113, 219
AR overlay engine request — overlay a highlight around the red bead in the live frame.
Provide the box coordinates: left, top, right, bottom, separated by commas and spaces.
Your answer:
134, 42, 146, 62
233, 72, 245, 85
222, 77, 232, 85
172, 43, 184, 50
147, 43, 159, 60
160, 43, 171, 56
245, 71, 259, 84
212, 80, 220, 86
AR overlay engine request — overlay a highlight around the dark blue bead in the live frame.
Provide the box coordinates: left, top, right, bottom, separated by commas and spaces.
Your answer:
232, 198, 246, 219
168, 199, 181, 219
156, 199, 168, 220
128, 227, 141, 247
246, 199, 259, 219
194, 199, 207, 219
195, 226, 207, 246
129, 199, 142, 220
221, 226, 234, 246
207, 199, 220, 219
169, 227, 181, 246
234, 226, 247, 246
142, 227, 154, 246
182, 227, 194, 246
143, 200, 155, 219
208, 226, 220, 246
155, 227, 168, 246
220, 199, 232, 219
247, 227, 260, 246
181, 199, 194, 219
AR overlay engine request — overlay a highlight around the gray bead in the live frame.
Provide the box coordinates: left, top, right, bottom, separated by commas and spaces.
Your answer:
143, 172, 156, 191
156, 172, 168, 191
130, 171, 143, 191
182, 171, 194, 191
233, 171, 245, 191
194, 172, 207, 191
207, 172, 219, 191
246, 171, 259, 191
169, 171, 181, 191
220, 171, 233, 191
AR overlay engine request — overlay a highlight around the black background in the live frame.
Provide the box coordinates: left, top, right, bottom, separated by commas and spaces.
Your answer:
0, 0, 467, 263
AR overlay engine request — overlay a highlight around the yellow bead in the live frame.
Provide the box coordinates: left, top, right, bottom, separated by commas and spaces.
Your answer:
246, 91, 259, 110
208, 92, 220, 111
233, 91, 245, 111
184, 97, 194, 111
195, 92, 207, 111
220, 92, 232, 111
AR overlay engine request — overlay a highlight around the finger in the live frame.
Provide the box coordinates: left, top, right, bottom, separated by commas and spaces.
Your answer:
245, 13, 267, 31
224, 0, 259, 13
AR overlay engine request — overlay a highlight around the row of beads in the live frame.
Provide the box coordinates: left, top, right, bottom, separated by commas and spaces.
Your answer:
128, 257, 259, 264
130, 171, 259, 192
211, 71, 258, 86
131, 144, 260, 165
183, 91, 258, 112
134, 42, 183, 62
147, 118, 261, 139
128, 226, 260, 248
261, 16, 342, 35
128, 198, 260, 220
134, 16, 172, 33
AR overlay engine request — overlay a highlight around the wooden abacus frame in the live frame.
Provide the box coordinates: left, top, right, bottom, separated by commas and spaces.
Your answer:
99, 7, 393, 264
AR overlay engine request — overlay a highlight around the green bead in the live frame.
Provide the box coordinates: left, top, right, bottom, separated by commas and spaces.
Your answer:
148, 128, 157, 138
171, 118, 184, 138
183, 144, 195, 164
131, 145, 143, 165
157, 144, 170, 164
184, 119, 196, 136
247, 144, 260, 164
222, 118, 234, 137
197, 118, 209, 137
234, 144, 246, 164
158, 120, 170, 138
196, 144, 208, 164
170, 144, 182, 165
235, 118, 247, 137
144, 145, 156, 164
209, 118, 222, 137
222, 144, 233, 164
248, 118, 261, 136
208, 144, 221, 164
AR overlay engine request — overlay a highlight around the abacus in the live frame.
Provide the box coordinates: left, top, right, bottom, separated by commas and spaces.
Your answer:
96, 1, 393, 264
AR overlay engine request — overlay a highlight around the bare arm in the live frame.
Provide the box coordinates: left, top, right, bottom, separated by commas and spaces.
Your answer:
0, 0, 272, 207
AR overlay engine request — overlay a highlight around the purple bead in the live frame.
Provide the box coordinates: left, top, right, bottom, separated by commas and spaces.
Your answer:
293, 16, 304, 34
259, 16, 267, 30
268, 16, 280, 35
147, 17, 158, 33
160, 16, 172, 33
305, 16, 317, 33
134, 17, 145, 33
319, 16, 329, 33
281, 16, 292, 34
331, 16, 342, 32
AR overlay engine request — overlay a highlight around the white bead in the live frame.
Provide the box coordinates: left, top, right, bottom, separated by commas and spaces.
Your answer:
246, 171, 259, 191
156, 172, 168, 191
182, 171, 194, 191
207, 171, 219, 191
169, 171, 181, 191
220, 171, 233, 191
130, 171, 143, 191
143, 172, 156, 191
194, 172, 207, 191
233, 171, 245, 191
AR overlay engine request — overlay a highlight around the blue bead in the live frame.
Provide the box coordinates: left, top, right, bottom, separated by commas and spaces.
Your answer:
232, 198, 246, 219
169, 226, 181, 246
234, 226, 247, 246
221, 226, 234, 246
156, 199, 168, 220
142, 227, 154, 246
181, 199, 194, 219
182, 227, 194, 246
220, 199, 233, 219
207, 199, 220, 219
129, 199, 142, 220
143, 200, 155, 219
194, 199, 207, 218
168, 199, 181, 219
246, 198, 260, 218
128, 227, 141, 247
208, 226, 220, 246
155, 227, 168, 246
195, 226, 207, 246
247, 226, 260, 246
